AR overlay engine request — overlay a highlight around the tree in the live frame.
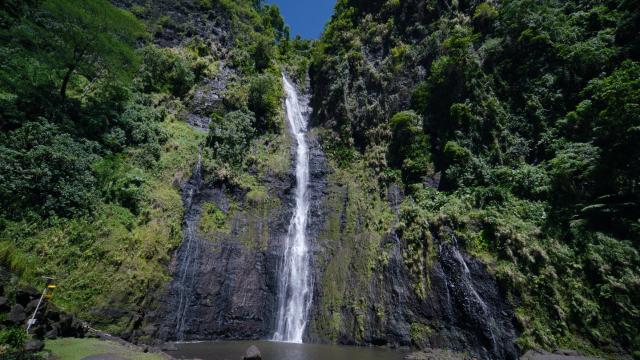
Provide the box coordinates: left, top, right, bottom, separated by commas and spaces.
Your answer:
32, 0, 144, 102
560, 61, 640, 236
0, 0, 40, 28
0, 122, 99, 219
138, 46, 195, 97
388, 111, 433, 185
207, 111, 256, 167
253, 35, 275, 71
248, 73, 282, 133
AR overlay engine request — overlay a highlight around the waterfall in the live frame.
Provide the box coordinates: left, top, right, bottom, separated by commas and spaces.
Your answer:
173, 149, 203, 340
446, 235, 498, 355
273, 75, 313, 343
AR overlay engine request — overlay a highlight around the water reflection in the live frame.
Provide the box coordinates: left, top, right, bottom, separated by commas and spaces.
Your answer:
168, 340, 407, 360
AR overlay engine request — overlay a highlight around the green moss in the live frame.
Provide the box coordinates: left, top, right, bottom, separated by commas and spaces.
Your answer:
410, 322, 433, 346
156, 120, 207, 184
311, 141, 395, 343
199, 202, 231, 237
236, 196, 274, 252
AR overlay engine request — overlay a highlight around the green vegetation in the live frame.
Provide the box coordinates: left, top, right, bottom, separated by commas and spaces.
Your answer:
0, 327, 28, 357
312, 0, 639, 355
207, 110, 256, 167
310, 138, 395, 342
0, 0, 247, 335
45, 338, 164, 360
1, 0, 636, 357
199, 202, 232, 237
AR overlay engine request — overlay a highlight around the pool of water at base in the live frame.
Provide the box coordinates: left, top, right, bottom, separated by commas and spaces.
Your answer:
167, 340, 408, 360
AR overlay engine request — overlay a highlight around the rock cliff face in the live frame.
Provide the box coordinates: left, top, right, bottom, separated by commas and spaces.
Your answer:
133, 73, 516, 358
107, 1, 519, 357
111, 0, 234, 133
305, 160, 517, 359
142, 91, 328, 342
150, 162, 291, 341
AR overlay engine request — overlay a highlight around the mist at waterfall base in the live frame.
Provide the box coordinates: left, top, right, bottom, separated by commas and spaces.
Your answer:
167, 341, 406, 360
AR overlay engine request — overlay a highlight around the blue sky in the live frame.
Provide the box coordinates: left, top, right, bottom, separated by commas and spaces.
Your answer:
267, 0, 336, 39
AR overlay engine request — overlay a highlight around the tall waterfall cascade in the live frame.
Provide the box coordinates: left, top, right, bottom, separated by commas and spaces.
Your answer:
273, 75, 313, 343
174, 149, 203, 341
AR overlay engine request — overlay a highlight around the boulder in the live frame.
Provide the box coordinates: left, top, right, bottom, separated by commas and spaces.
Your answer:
44, 303, 62, 322
0, 296, 10, 312
46, 327, 59, 339
51, 314, 84, 338
243, 345, 262, 360
7, 304, 26, 324
16, 286, 40, 306
25, 299, 40, 314
24, 339, 45, 352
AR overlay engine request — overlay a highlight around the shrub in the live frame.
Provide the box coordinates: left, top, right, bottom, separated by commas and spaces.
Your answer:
248, 73, 282, 133
473, 2, 498, 31
0, 122, 99, 219
0, 327, 26, 349
388, 111, 432, 185
253, 36, 275, 72
207, 110, 256, 167
138, 46, 195, 98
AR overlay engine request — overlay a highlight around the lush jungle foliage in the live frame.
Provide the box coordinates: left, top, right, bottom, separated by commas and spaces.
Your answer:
0, 0, 295, 335
311, 0, 639, 356
1, 0, 638, 357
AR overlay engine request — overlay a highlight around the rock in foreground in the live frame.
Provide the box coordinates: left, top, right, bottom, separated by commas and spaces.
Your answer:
243, 345, 262, 360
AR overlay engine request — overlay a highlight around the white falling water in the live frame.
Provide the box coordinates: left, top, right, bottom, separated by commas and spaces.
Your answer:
174, 150, 203, 340
273, 75, 312, 343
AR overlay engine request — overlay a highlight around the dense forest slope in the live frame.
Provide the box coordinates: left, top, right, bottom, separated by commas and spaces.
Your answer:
310, 0, 639, 356
0, 0, 638, 358
0, 0, 307, 349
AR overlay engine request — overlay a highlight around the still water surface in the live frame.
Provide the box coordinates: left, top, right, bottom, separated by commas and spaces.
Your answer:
168, 340, 407, 360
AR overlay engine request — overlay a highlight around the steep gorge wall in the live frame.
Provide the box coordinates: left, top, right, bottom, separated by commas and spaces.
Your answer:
304, 146, 517, 359
136, 78, 328, 343
105, 1, 519, 358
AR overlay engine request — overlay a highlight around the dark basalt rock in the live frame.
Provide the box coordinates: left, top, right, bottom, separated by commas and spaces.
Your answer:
150, 180, 289, 341
46, 327, 59, 339
0, 278, 85, 339
7, 304, 26, 324
24, 339, 45, 353
110, 0, 231, 50
305, 176, 517, 359
16, 286, 40, 306
0, 296, 10, 312
25, 299, 40, 314
307, 223, 518, 359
